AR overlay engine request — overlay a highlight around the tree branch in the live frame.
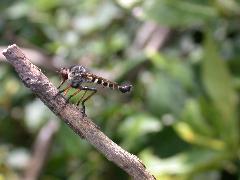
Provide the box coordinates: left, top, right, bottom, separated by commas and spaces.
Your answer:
2, 44, 156, 180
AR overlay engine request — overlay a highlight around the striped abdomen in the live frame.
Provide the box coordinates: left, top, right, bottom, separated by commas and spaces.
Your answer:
85, 73, 132, 93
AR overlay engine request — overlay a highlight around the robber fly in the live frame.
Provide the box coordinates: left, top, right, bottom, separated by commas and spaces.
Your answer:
57, 65, 132, 116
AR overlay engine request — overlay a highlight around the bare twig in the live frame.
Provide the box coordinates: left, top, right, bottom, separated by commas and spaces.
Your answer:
2, 44, 156, 180
23, 120, 59, 180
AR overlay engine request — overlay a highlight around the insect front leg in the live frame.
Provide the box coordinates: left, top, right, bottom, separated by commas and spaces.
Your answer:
57, 79, 66, 89
58, 85, 71, 94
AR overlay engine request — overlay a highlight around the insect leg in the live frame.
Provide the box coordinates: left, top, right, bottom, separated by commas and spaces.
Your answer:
67, 89, 81, 102
79, 86, 97, 115
64, 86, 72, 96
77, 90, 87, 106
59, 85, 71, 94
57, 79, 66, 89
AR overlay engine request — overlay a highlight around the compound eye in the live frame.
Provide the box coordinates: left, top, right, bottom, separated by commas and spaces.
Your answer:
58, 68, 69, 80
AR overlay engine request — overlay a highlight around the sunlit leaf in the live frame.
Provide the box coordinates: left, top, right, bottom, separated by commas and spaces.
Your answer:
174, 122, 225, 150
7, 148, 30, 170
24, 99, 51, 132
118, 114, 162, 150
178, 99, 216, 138
117, 0, 141, 9
30, 0, 61, 11
202, 30, 238, 147
140, 148, 230, 178
215, 0, 240, 16
5, 2, 30, 19
73, 1, 121, 34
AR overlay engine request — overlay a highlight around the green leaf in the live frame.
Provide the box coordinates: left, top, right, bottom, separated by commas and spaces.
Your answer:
5, 2, 30, 19
202, 30, 238, 148
179, 99, 214, 137
118, 114, 162, 150
174, 99, 227, 150
174, 122, 225, 150
141, 0, 218, 27
144, 72, 187, 117
146, 50, 195, 90
140, 148, 231, 178
24, 99, 50, 132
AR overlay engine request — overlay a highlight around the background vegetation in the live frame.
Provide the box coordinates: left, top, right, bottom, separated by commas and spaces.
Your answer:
1, 0, 240, 179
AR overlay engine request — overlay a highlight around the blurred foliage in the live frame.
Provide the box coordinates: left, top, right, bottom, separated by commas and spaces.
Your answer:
1, 0, 240, 179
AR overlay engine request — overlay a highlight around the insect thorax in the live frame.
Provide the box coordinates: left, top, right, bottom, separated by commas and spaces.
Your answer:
68, 65, 91, 88
70, 65, 87, 75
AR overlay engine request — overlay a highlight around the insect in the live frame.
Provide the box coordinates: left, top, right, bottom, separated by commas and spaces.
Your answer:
57, 65, 132, 116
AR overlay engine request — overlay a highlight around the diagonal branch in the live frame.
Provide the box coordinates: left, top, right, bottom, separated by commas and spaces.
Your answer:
2, 44, 156, 180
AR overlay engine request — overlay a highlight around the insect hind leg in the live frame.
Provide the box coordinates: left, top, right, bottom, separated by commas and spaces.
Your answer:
78, 86, 97, 115
67, 89, 81, 102
77, 90, 87, 106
